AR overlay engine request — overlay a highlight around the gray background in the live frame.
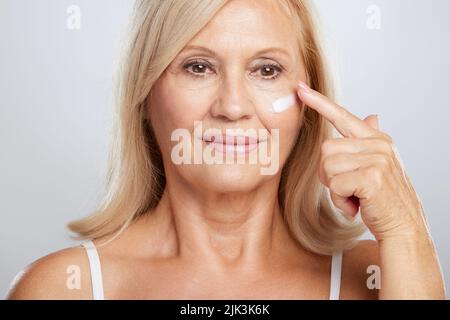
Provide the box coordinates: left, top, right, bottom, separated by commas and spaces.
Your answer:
1, 0, 449, 298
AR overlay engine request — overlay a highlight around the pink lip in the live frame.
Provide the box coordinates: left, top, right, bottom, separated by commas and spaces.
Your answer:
205, 141, 259, 154
202, 134, 260, 145
202, 134, 265, 154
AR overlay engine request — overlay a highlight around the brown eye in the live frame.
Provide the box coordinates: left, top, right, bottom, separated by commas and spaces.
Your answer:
261, 66, 276, 76
256, 63, 283, 80
183, 60, 214, 79
191, 64, 207, 74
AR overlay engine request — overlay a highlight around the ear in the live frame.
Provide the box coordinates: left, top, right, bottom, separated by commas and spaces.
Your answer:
363, 114, 379, 130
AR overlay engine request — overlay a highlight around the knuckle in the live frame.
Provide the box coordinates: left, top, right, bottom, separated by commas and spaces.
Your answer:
365, 166, 384, 188
321, 139, 334, 155
375, 134, 395, 156
322, 155, 333, 172
377, 154, 391, 169
328, 175, 338, 191
381, 133, 393, 144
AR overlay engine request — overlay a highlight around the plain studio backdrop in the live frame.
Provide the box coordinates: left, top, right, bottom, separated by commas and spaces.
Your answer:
1, 0, 449, 298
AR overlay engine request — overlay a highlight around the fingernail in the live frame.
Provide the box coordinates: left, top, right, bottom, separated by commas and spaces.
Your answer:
375, 114, 380, 129
298, 81, 310, 92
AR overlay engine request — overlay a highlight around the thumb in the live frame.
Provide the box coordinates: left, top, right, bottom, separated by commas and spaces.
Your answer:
364, 114, 379, 130
330, 192, 360, 219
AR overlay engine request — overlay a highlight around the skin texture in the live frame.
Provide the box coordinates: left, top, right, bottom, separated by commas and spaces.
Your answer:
7, 0, 445, 300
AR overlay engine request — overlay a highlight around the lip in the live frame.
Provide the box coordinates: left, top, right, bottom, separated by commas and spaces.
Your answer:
201, 134, 266, 154
203, 134, 260, 145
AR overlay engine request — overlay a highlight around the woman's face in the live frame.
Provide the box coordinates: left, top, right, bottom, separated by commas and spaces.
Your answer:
149, 0, 306, 193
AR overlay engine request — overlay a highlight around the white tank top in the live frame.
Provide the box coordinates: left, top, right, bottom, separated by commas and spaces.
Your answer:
81, 240, 343, 300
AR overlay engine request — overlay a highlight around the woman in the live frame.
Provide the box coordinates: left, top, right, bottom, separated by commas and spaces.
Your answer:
7, 0, 446, 300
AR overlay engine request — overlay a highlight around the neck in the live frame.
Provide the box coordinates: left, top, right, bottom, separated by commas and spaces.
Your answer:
142, 174, 304, 272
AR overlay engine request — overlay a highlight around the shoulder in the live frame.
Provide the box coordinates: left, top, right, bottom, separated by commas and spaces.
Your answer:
6, 244, 93, 300
340, 239, 380, 300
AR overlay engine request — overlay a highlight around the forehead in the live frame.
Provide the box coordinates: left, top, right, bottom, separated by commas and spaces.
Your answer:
186, 0, 298, 54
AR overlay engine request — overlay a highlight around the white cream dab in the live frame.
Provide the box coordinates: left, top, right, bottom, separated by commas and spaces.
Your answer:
271, 93, 297, 113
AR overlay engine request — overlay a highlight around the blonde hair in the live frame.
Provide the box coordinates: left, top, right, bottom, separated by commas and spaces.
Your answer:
68, 0, 366, 255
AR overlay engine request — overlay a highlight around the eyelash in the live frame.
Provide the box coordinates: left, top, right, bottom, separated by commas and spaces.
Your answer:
182, 60, 284, 81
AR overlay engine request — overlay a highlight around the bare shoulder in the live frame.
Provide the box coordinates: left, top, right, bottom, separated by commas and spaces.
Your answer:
6, 245, 93, 300
340, 239, 380, 300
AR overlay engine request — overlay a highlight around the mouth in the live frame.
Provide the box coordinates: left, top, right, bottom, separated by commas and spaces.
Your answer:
201, 134, 265, 154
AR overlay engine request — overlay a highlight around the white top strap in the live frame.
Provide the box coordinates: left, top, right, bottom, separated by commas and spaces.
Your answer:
329, 251, 343, 300
81, 240, 105, 300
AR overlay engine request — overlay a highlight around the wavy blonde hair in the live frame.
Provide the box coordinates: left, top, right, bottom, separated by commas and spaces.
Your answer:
68, 0, 366, 255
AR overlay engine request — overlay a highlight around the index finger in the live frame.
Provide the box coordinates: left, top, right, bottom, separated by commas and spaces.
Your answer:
297, 81, 378, 138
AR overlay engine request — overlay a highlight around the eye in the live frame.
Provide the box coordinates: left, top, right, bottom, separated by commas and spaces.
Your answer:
183, 60, 214, 79
253, 63, 283, 80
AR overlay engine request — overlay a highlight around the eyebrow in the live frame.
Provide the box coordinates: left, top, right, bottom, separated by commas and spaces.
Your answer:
181, 45, 291, 60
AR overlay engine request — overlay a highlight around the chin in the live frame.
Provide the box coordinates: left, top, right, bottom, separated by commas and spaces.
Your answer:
192, 163, 269, 193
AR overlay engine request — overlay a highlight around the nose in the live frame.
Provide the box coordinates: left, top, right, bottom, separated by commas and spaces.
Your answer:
210, 72, 255, 122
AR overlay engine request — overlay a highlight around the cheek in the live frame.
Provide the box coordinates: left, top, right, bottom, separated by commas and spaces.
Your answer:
150, 77, 213, 146
255, 93, 303, 159
274, 112, 303, 164
157, 78, 214, 125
